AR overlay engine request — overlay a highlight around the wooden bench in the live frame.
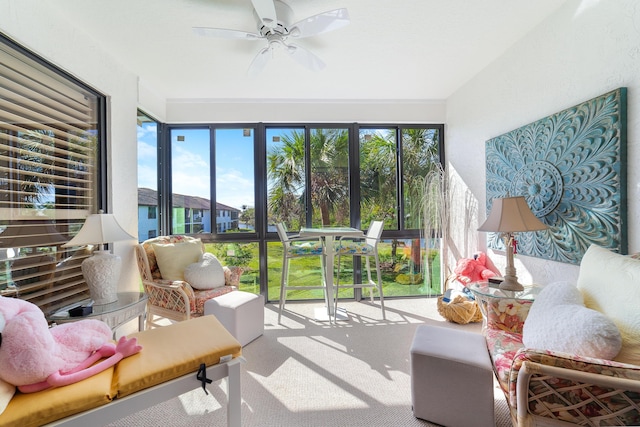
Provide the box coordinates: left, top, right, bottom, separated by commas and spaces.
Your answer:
0, 315, 243, 427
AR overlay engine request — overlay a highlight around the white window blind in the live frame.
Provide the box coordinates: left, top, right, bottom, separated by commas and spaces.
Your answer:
0, 36, 103, 316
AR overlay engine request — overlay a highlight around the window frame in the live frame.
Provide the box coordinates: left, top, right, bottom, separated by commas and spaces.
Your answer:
0, 32, 107, 315
149, 122, 444, 301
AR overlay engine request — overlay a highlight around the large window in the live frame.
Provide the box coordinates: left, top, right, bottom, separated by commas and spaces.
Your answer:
137, 111, 159, 241
170, 128, 211, 234
0, 34, 105, 314
214, 128, 256, 234
141, 122, 443, 302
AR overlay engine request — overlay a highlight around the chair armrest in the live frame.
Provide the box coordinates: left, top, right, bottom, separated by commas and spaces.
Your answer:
223, 266, 244, 287
509, 347, 640, 425
142, 279, 194, 314
337, 235, 365, 244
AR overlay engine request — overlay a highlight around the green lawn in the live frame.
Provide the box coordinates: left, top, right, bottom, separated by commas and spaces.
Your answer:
206, 240, 442, 302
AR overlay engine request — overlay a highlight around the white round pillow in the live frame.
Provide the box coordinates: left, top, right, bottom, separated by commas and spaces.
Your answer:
184, 252, 226, 290
523, 281, 622, 359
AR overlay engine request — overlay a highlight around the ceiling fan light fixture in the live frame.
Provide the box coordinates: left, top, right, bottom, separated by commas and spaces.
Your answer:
194, 0, 349, 75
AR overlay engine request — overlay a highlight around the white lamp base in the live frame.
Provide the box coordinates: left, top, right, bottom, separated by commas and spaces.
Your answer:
81, 249, 120, 305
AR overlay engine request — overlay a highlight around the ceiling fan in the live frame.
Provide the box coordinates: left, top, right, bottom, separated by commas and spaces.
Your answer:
193, 0, 350, 76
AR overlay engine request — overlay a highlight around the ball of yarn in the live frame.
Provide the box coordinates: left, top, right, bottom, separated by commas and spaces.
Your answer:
437, 294, 483, 324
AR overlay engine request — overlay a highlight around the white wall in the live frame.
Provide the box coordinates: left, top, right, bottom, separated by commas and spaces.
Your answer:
166, 99, 446, 124
446, 0, 640, 285
0, 0, 141, 291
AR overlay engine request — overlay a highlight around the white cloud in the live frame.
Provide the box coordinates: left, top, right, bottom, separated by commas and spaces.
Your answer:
216, 167, 255, 209
170, 145, 210, 197
172, 170, 211, 198
138, 164, 157, 190
137, 140, 157, 160
137, 124, 157, 139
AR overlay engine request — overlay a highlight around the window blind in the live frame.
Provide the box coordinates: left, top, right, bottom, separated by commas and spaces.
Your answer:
0, 35, 103, 316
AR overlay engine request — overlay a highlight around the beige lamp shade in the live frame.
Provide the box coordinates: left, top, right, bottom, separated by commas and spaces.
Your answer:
478, 196, 548, 233
63, 212, 135, 247
478, 196, 548, 291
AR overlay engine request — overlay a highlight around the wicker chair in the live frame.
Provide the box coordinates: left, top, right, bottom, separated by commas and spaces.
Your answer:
483, 245, 640, 427
135, 235, 236, 329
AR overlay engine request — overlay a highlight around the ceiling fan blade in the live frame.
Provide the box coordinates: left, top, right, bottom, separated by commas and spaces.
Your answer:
193, 27, 261, 40
251, 0, 277, 28
247, 47, 272, 77
289, 8, 350, 39
285, 43, 325, 72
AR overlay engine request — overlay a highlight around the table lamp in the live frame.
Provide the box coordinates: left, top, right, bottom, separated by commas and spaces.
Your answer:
62, 211, 135, 305
478, 196, 549, 291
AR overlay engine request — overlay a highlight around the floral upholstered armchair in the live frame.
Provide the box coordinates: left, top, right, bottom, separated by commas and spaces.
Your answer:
481, 245, 640, 427
135, 235, 237, 329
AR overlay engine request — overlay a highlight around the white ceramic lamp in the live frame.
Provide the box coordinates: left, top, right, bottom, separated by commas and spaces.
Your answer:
62, 211, 135, 305
478, 196, 549, 291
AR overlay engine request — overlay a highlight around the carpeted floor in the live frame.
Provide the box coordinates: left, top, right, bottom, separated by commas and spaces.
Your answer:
106, 298, 511, 426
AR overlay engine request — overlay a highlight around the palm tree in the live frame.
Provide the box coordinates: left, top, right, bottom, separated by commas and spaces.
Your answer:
359, 130, 397, 228
403, 128, 440, 229
358, 128, 441, 272
267, 133, 305, 228
267, 128, 350, 228
403, 128, 441, 275
309, 128, 349, 226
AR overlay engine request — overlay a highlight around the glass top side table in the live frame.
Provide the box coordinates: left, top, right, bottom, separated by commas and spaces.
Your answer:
469, 282, 540, 300
50, 292, 147, 337
469, 282, 540, 334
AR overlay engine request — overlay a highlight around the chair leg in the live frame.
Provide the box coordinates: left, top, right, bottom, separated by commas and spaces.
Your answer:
334, 252, 342, 323
278, 256, 289, 324
365, 255, 374, 303
374, 252, 385, 319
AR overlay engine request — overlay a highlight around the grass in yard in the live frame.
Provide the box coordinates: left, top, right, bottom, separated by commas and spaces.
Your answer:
206, 240, 442, 301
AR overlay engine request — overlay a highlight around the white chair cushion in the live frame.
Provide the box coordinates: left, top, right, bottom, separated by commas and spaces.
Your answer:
152, 239, 203, 281
577, 245, 640, 365
184, 253, 226, 290
523, 281, 622, 360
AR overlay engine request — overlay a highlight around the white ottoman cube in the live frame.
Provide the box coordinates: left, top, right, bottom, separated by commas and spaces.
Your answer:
204, 291, 264, 346
410, 324, 494, 427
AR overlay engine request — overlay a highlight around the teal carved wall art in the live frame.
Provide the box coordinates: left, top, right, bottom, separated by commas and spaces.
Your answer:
485, 88, 627, 264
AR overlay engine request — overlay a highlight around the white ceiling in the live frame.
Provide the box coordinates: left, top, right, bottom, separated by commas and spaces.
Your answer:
52, 0, 567, 102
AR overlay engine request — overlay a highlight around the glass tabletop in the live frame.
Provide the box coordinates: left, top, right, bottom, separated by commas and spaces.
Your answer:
50, 292, 147, 320
299, 227, 364, 238
469, 281, 540, 301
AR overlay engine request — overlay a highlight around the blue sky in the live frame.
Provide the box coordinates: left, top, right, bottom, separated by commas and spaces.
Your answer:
137, 125, 256, 210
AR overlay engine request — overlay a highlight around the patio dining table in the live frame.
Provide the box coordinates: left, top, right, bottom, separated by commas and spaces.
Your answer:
299, 226, 365, 321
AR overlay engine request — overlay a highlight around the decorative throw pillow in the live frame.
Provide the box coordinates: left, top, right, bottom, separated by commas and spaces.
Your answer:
577, 244, 640, 365
152, 239, 203, 281
523, 281, 622, 360
184, 253, 226, 290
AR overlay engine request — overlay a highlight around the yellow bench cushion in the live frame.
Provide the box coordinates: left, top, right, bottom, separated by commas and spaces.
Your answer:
0, 367, 114, 427
114, 314, 242, 398
0, 315, 241, 426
